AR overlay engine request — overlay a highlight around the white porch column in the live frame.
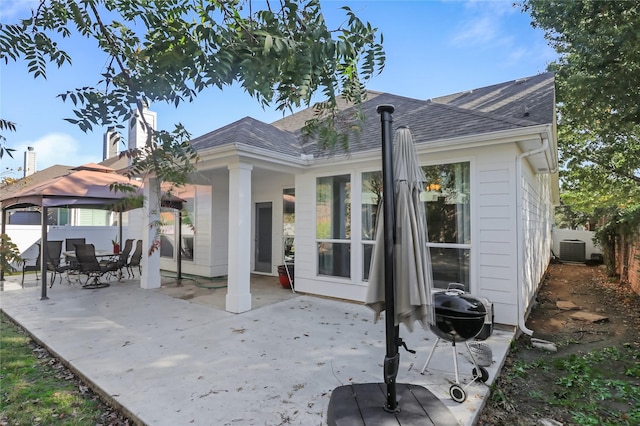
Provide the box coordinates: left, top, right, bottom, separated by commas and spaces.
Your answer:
226, 162, 252, 313
140, 177, 161, 289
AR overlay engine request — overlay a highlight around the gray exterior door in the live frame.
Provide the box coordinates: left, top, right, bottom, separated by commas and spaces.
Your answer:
255, 202, 272, 273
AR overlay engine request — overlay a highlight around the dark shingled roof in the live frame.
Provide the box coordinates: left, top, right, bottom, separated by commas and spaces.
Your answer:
430, 72, 555, 125
189, 72, 555, 158
271, 91, 384, 133
189, 116, 301, 156
302, 87, 549, 157
100, 155, 129, 172
0, 165, 74, 199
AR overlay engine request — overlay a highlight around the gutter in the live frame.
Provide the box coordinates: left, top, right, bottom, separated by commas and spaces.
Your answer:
515, 127, 554, 336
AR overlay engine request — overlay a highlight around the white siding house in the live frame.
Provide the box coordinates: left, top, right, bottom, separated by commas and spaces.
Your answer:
150, 72, 558, 327
3, 73, 557, 329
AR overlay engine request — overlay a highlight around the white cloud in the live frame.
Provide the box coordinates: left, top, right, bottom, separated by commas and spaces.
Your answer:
1, 133, 101, 178
505, 46, 528, 65
452, 15, 500, 46
451, 0, 520, 47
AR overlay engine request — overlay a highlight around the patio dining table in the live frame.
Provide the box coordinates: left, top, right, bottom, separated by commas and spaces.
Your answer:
63, 250, 118, 260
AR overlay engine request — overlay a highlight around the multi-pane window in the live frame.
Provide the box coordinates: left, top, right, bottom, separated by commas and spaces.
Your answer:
316, 174, 351, 278
361, 171, 382, 280
422, 162, 471, 289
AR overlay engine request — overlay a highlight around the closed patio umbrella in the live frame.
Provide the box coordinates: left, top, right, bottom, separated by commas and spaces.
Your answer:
366, 126, 434, 331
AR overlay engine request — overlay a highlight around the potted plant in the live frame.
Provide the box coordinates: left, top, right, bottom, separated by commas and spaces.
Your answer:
112, 237, 120, 254
277, 264, 294, 289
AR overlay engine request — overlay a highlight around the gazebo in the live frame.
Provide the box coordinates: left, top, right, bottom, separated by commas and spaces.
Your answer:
1, 163, 184, 298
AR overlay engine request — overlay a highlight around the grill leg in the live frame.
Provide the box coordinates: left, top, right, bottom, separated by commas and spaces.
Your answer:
420, 337, 441, 374
452, 340, 460, 384
464, 341, 482, 372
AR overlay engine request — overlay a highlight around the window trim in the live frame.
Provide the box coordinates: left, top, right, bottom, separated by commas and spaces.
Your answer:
421, 158, 474, 291
315, 172, 353, 280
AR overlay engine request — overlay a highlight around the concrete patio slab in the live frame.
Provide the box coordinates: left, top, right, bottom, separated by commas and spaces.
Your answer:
1, 275, 514, 425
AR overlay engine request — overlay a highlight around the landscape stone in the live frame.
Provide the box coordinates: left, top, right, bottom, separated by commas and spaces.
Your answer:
570, 311, 609, 323
556, 300, 579, 310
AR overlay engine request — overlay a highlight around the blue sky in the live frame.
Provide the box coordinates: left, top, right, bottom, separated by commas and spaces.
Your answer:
0, 0, 556, 178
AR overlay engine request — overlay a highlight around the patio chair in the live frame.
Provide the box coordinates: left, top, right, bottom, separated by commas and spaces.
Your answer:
64, 238, 86, 277
74, 243, 118, 288
65, 238, 86, 252
46, 240, 69, 287
127, 240, 143, 278
21, 243, 40, 287
115, 238, 135, 279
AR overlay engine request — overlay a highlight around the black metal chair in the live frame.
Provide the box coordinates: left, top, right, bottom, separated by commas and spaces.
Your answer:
46, 240, 69, 287
21, 243, 40, 287
127, 240, 143, 278
65, 238, 86, 252
115, 238, 134, 279
74, 243, 118, 288
64, 238, 86, 277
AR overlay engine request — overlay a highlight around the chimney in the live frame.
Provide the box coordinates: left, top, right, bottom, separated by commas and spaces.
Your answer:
24, 146, 36, 177
128, 100, 157, 152
103, 127, 120, 160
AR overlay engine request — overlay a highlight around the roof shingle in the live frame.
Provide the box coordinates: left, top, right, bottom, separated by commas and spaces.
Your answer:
188, 72, 555, 158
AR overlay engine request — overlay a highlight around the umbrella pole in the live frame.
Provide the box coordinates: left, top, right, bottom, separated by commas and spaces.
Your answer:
377, 104, 399, 413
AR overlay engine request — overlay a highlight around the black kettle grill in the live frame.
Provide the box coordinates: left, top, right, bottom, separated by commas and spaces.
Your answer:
432, 289, 487, 341
421, 288, 491, 403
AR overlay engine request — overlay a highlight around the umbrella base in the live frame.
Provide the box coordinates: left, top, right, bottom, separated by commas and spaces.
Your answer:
327, 383, 458, 426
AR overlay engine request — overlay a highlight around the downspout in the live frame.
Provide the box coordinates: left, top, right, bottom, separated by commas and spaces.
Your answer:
515, 133, 550, 336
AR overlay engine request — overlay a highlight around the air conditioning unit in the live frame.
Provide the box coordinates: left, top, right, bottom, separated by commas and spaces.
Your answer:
559, 240, 586, 263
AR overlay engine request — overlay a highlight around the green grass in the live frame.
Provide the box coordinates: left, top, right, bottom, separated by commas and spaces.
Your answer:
0, 311, 108, 425
513, 345, 640, 425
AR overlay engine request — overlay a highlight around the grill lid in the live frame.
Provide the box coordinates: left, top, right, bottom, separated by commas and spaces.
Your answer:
434, 290, 487, 320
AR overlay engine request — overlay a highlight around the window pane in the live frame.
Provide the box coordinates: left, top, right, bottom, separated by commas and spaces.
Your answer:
160, 210, 175, 258
318, 242, 351, 278
361, 171, 382, 240
160, 234, 175, 258
362, 242, 374, 280
50, 208, 69, 225
176, 185, 201, 262
182, 236, 194, 260
283, 188, 295, 259
362, 171, 381, 281
422, 162, 470, 244
430, 247, 470, 290
316, 175, 351, 239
